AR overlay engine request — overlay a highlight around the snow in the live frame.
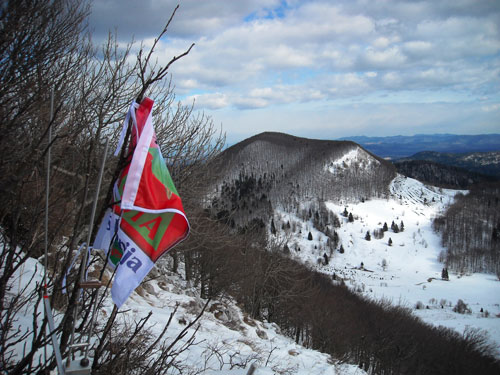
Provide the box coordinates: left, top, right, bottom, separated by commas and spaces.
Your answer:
108, 274, 365, 375
273, 175, 500, 357
5, 248, 365, 375
325, 147, 379, 174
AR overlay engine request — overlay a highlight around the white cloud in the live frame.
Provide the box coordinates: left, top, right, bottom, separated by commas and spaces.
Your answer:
188, 93, 229, 110
89, 0, 500, 141
481, 103, 500, 112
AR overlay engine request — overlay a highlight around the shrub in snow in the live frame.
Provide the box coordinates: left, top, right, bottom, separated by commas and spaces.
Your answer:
381, 258, 388, 270
415, 301, 424, 310
373, 228, 384, 239
453, 299, 472, 314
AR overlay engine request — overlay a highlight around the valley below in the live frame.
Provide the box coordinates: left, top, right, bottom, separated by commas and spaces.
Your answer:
272, 175, 500, 356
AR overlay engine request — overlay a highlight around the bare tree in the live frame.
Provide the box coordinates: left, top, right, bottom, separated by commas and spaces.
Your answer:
0, 1, 225, 374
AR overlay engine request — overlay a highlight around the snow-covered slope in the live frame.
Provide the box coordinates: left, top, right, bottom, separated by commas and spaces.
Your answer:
324, 147, 380, 175
8, 251, 365, 375
272, 175, 500, 356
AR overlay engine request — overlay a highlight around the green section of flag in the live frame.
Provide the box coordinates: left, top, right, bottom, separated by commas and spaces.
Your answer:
122, 210, 174, 251
149, 147, 179, 196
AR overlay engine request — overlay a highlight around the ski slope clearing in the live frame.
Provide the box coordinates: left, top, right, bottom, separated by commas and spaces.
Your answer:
274, 175, 500, 356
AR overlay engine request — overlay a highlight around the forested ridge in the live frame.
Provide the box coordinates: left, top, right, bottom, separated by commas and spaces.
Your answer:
209, 132, 396, 230
395, 159, 497, 189
398, 151, 500, 178
433, 182, 500, 276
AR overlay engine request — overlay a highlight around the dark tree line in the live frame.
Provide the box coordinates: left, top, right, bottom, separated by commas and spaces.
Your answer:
433, 182, 500, 276
395, 160, 497, 189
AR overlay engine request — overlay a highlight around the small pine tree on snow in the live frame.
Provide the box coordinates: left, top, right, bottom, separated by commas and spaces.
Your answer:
333, 214, 341, 228
365, 231, 371, 241
441, 268, 449, 280
307, 231, 313, 241
383, 222, 388, 232
323, 253, 329, 265
388, 237, 393, 246
339, 244, 345, 254
348, 212, 354, 222
343, 207, 348, 217
391, 221, 395, 231
393, 224, 400, 233
400, 220, 404, 232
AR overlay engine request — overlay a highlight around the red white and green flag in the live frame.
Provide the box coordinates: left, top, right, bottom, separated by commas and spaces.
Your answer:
94, 98, 189, 308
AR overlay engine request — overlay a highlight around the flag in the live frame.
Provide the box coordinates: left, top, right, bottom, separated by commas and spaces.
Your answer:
94, 98, 189, 308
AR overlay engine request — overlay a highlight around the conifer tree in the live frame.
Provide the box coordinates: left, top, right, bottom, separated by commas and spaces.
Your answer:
388, 237, 393, 246
348, 212, 354, 222
441, 268, 449, 280
308, 231, 313, 241
343, 207, 348, 217
365, 231, 371, 241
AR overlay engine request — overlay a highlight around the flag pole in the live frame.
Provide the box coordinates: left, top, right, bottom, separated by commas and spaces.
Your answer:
43, 87, 66, 374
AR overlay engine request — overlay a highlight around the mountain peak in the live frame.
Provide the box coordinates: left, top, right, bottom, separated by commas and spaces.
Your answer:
209, 132, 396, 229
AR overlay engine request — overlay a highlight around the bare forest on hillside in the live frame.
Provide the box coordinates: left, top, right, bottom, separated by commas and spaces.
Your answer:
209, 132, 396, 229
433, 182, 500, 276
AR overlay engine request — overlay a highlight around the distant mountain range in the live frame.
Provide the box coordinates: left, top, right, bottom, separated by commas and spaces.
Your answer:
397, 151, 500, 179
340, 134, 500, 160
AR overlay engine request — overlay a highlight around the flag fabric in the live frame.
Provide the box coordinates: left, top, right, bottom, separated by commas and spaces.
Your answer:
94, 98, 189, 308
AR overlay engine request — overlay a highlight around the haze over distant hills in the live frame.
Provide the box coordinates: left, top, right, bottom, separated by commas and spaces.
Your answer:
340, 134, 500, 160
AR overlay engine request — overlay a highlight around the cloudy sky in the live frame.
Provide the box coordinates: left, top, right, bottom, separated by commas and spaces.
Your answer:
89, 0, 500, 145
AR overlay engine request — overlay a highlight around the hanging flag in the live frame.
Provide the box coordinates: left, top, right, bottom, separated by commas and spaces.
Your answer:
94, 98, 189, 308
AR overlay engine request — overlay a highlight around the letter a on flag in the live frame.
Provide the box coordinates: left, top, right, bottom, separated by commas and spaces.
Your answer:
94, 98, 189, 308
